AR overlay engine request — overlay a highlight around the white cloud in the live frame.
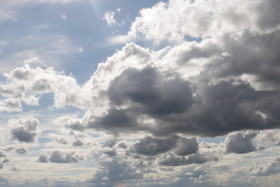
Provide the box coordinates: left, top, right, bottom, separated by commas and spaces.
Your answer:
127, 0, 279, 44
103, 11, 116, 26
103, 8, 122, 26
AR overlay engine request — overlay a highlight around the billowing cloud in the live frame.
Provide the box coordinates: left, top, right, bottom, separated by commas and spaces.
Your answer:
173, 137, 199, 156
9, 116, 39, 143
0, 0, 280, 186
38, 154, 48, 163
224, 131, 257, 154
48, 151, 83, 163
250, 157, 280, 176
128, 0, 280, 44
159, 153, 218, 166
134, 136, 178, 156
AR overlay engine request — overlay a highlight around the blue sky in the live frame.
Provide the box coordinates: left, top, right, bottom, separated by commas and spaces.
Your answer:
0, 0, 280, 187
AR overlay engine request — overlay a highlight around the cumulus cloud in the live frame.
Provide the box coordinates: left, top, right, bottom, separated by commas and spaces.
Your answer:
133, 136, 199, 156
9, 116, 39, 143
173, 137, 199, 156
0, 98, 22, 112
91, 160, 143, 184
224, 131, 257, 154
128, 0, 280, 44
159, 153, 218, 166
250, 157, 280, 176
0, 64, 89, 110
83, 42, 280, 137
38, 154, 48, 163
48, 151, 83, 163
1, 0, 280, 185
257, 130, 280, 145
134, 136, 178, 156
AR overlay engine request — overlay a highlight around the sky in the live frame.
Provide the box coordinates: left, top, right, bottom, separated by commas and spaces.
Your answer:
0, 0, 280, 186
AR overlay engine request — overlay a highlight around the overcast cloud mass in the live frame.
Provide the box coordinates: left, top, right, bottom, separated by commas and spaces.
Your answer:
0, 0, 280, 186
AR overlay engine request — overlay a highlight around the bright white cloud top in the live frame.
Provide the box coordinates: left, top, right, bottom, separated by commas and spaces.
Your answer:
0, 0, 280, 187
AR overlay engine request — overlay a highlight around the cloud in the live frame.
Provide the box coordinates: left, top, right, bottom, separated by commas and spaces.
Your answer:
250, 157, 280, 176
72, 139, 84, 147
0, 99, 22, 112
257, 130, 280, 145
15, 147, 28, 155
48, 151, 83, 163
103, 11, 116, 26
38, 154, 48, 163
133, 135, 199, 156
134, 136, 178, 156
91, 160, 143, 184
103, 8, 122, 26
0, 64, 88, 110
127, 0, 280, 44
159, 153, 218, 166
224, 131, 257, 154
9, 116, 39, 143
84, 42, 280, 137
173, 137, 199, 156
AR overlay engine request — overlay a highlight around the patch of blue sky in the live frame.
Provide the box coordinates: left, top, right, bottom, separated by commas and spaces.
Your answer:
198, 136, 226, 144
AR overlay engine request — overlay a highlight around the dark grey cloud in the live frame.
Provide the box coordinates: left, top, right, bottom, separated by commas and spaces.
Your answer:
224, 131, 257, 154
103, 148, 117, 157
10, 117, 39, 143
108, 67, 193, 117
256, 0, 280, 30
134, 136, 178, 156
90, 66, 194, 135
117, 142, 128, 149
48, 151, 83, 163
206, 30, 280, 87
173, 137, 199, 156
104, 139, 118, 148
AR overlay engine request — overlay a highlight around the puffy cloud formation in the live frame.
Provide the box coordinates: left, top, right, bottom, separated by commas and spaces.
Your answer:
91, 160, 143, 184
224, 131, 257, 154
134, 136, 179, 156
0, 0, 280, 186
38, 154, 48, 163
128, 0, 280, 44
250, 157, 280, 176
48, 151, 83, 163
159, 153, 218, 166
82, 40, 280, 137
0, 64, 88, 111
133, 136, 198, 156
9, 116, 39, 143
